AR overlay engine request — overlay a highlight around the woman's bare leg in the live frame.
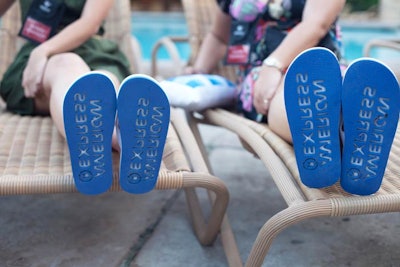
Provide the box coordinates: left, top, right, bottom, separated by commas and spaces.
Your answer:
267, 80, 292, 143
39, 53, 90, 137
38, 53, 121, 150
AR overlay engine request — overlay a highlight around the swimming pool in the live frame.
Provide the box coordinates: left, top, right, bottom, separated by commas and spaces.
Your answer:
131, 12, 190, 61
131, 12, 400, 62
341, 25, 400, 61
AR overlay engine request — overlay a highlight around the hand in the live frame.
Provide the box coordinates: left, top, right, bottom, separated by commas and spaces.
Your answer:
22, 46, 49, 98
253, 66, 283, 115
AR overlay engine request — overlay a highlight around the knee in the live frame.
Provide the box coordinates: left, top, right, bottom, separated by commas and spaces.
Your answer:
42, 53, 90, 92
47, 53, 87, 71
96, 70, 120, 90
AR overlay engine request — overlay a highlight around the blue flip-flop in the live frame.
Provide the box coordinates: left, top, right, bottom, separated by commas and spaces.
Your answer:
341, 58, 400, 195
117, 74, 170, 194
63, 72, 117, 195
284, 47, 343, 188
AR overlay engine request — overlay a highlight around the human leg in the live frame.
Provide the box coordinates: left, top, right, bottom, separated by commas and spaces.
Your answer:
41, 53, 91, 137
117, 74, 170, 194
62, 71, 117, 195
281, 48, 399, 194
267, 81, 292, 143
236, 66, 291, 140
42, 53, 119, 195
283, 48, 342, 188
341, 58, 400, 195
42, 53, 121, 148
94, 69, 121, 151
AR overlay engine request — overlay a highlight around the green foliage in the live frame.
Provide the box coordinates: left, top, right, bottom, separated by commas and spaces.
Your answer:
346, 0, 378, 11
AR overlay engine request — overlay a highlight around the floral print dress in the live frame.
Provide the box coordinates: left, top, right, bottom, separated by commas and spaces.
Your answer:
217, 0, 342, 121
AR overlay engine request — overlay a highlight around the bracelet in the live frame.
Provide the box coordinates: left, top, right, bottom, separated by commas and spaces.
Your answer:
262, 57, 284, 74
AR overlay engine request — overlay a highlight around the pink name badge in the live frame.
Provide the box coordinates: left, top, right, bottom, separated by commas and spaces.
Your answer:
20, 17, 52, 43
226, 44, 250, 65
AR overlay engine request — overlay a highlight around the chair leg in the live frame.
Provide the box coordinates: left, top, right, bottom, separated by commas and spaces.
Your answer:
184, 179, 243, 267
183, 173, 229, 245
171, 109, 242, 266
219, 207, 244, 267
186, 130, 243, 265
185, 111, 216, 173
245, 200, 333, 267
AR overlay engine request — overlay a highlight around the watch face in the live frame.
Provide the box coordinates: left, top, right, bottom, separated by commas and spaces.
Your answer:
263, 57, 283, 72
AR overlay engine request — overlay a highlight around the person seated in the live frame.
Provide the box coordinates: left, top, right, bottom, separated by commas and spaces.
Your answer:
185, 0, 400, 195
0, 0, 170, 195
184, 0, 345, 143
0, 0, 130, 146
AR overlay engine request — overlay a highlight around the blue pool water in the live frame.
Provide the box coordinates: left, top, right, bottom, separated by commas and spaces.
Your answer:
132, 12, 400, 62
341, 25, 400, 61
131, 12, 190, 61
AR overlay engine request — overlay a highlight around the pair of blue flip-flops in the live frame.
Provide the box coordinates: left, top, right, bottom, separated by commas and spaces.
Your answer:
285, 48, 400, 195
63, 73, 170, 195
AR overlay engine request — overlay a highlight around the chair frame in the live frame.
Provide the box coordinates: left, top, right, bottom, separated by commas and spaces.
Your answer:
152, 0, 400, 266
363, 37, 400, 81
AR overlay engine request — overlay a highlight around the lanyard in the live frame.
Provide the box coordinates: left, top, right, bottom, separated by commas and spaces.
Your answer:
19, 0, 66, 44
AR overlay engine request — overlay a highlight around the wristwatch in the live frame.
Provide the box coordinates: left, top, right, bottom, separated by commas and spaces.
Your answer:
262, 57, 284, 73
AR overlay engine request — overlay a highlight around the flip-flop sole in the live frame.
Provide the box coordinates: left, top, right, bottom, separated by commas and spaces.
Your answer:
63, 72, 116, 195
117, 74, 170, 194
341, 58, 400, 195
284, 47, 342, 188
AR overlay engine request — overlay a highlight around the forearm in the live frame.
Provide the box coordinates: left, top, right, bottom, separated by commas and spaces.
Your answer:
269, 21, 330, 70
35, 0, 114, 57
191, 8, 231, 73
36, 19, 100, 57
253, 22, 325, 118
193, 32, 228, 73
267, 0, 345, 70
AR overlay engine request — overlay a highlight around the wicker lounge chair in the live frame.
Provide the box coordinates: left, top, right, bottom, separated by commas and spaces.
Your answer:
0, 0, 230, 259
363, 38, 400, 81
152, 0, 400, 266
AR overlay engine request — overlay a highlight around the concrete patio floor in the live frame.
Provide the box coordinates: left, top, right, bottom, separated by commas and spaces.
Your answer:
2, 0, 400, 263
1, 121, 400, 267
